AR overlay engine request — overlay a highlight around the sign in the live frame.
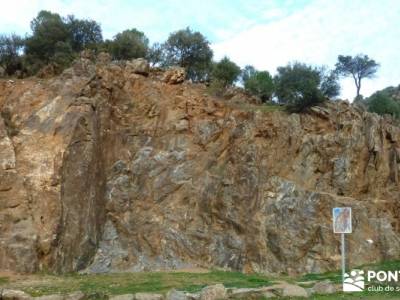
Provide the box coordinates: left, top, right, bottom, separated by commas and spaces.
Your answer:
333, 207, 352, 233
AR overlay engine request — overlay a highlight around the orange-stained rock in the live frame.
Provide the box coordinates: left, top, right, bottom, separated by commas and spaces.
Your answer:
0, 57, 399, 274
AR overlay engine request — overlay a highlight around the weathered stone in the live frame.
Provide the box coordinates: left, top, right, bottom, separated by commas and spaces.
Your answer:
65, 291, 86, 300
199, 284, 226, 300
35, 295, 64, 300
134, 293, 164, 300
312, 280, 336, 294
125, 58, 150, 76
175, 119, 189, 131
162, 67, 185, 84
166, 289, 189, 300
109, 294, 135, 300
1, 289, 32, 300
279, 284, 308, 298
0, 56, 400, 276
97, 52, 112, 64
229, 287, 276, 299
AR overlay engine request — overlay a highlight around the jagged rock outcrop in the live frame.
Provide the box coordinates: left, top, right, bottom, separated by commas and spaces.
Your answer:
0, 56, 399, 275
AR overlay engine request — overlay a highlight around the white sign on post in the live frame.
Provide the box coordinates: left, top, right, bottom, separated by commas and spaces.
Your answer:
333, 207, 352, 290
333, 207, 352, 233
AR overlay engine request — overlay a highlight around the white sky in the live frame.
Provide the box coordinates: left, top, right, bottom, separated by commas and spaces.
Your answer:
0, 0, 399, 100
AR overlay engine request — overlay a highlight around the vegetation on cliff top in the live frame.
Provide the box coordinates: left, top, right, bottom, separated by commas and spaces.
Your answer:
2, 10, 397, 116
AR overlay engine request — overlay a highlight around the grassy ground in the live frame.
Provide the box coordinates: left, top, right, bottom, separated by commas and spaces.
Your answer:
0, 270, 271, 297
1, 260, 400, 298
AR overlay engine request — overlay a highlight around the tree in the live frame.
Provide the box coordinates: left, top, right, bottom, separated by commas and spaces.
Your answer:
211, 57, 241, 87
243, 69, 274, 102
240, 65, 256, 84
319, 67, 340, 98
367, 92, 400, 119
274, 62, 339, 112
0, 34, 24, 75
65, 15, 103, 52
147, 42, 164, 67
335, 54, 379, 99
25, 11, 70, 63
163, 27, 213, 81
109, 29, 149, 60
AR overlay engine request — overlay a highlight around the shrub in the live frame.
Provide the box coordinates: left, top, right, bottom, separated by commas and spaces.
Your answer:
25, 11, 70, 64
243, 69, 274, 102
0, 34, 24, 75
65, 15, 103, 52
211, 57, 241, 88
163, 27, 213, 81
367, 92, 400, 119
274, 62, 339, 112
147, 42, 164, 67
108, 29, 149, 60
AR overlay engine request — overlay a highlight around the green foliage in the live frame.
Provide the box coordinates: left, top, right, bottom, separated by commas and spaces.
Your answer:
367, 92, 400, 119
240, 65, 257, 83
163, 27, 213, 81
23, 11, 103, 74
319, 67, 340, 98
25, 11, 70, 63
335, 54, 379, 98
274, 62, 339, 112
65, 15, 103, 52
0, 34, 24, 75
243, 69, 274, 102
108, 29, 149, 60
211, 56, 241, 87
52, 41, 75, 69
147, 42, 164, 67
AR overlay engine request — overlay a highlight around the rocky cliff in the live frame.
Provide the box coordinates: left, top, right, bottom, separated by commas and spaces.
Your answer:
0, 54, 399, 275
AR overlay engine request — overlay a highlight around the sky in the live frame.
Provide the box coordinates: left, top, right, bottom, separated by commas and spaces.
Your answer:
1, 0, 399, 100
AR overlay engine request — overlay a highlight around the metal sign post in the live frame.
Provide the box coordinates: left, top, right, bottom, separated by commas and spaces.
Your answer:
333, 207, 352, 283
341, 232, 345, 282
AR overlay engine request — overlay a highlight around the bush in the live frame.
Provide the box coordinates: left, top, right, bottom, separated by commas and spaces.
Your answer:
0, 34, 24, 75
243, 69, 274, 102
163, 27, 213, 81
211, 57, 241, 88
367, 92, 400, 119
24, 11, 103, 74
274, 62, 339, 112
65, 15, 103, 52
25, 11, 70, 64
108, 29, 149, 60
147, 42, 164, 67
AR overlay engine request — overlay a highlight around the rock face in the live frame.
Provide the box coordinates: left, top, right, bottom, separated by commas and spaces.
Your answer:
162, 67, 186, 84
126, 58, 150, 76
0, 55, 400, 275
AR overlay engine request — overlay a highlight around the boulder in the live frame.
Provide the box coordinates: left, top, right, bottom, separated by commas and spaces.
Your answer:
97, 52, 112, 65
35, 295, 64, 300
312, 280, 336, 294
280, 284, 308, 298
166, 289, 189, 300
65, 291, 86, 300
109, 295, 135, 300
199, 284, 226, 300
1, 289, 32, 300
175, 119, 189, 131
126, 58, 150, 76
134, 293, 164, 300
162, 67, 185, 84
229, 287, 276, 299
